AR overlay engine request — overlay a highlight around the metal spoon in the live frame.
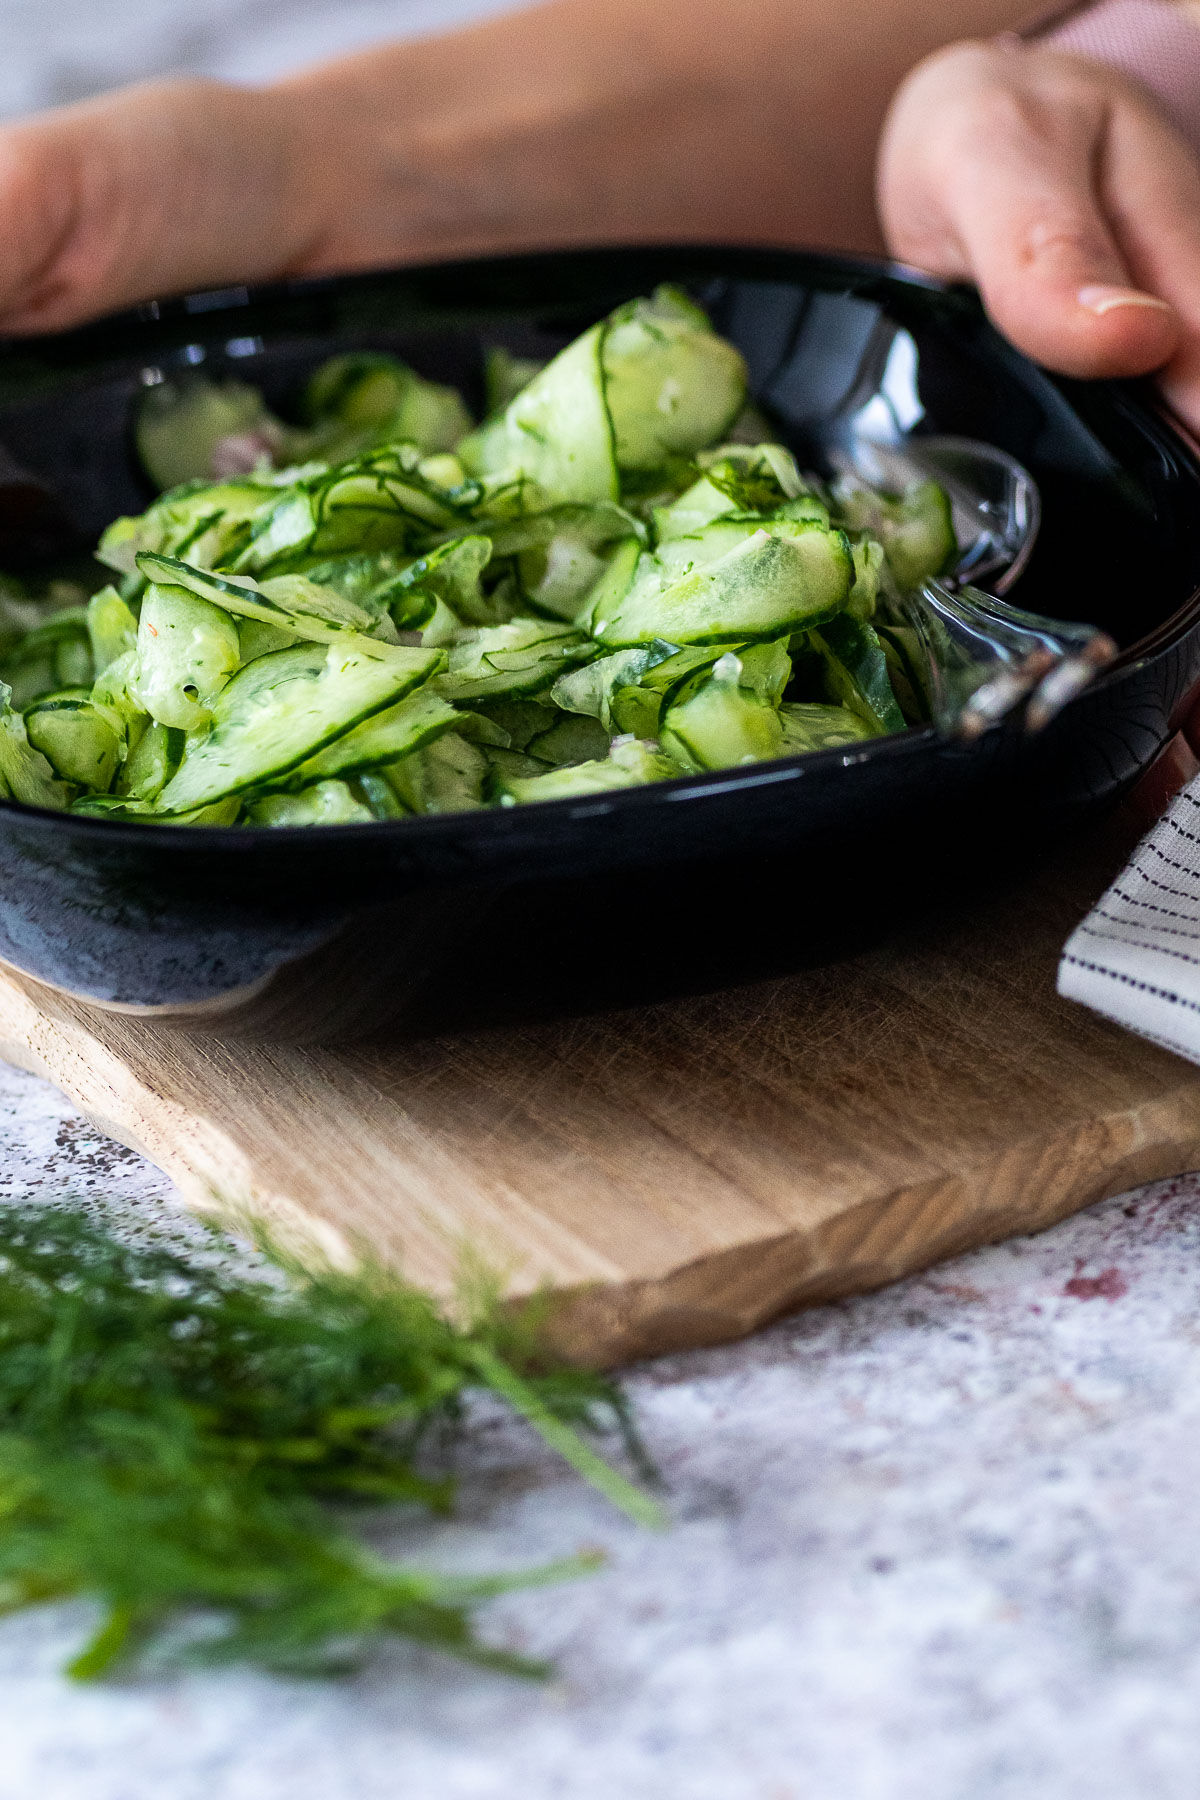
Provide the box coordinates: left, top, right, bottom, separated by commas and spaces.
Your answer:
814, 319, 1117, 737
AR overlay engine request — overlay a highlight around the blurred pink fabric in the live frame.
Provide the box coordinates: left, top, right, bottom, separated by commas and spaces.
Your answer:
1037, 0, 1200, 154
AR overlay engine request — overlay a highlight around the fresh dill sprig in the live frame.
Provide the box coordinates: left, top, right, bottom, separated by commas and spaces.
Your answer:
0, 1202, 659, 1680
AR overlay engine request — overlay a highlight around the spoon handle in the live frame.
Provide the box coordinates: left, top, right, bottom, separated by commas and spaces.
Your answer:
896, 579, 1118, 738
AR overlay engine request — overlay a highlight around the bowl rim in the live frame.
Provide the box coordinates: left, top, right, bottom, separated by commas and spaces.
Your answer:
1, 241, 1197, 851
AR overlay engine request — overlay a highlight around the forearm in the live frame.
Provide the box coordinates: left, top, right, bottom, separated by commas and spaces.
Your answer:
281, 0, 1053, 270
0, 0, 1051, 333
0, 79, 320, 331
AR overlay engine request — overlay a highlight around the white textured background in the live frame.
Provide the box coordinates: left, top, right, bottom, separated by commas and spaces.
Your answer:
3, 4, 1200, 1795
0, 0, 521, 120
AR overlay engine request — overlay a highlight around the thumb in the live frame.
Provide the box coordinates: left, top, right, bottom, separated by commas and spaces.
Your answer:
1098, 86, 1200, 435
880, 43, 1179, 382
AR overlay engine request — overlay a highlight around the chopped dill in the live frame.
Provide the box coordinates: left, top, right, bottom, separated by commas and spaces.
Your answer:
0, 1202, 659, 1680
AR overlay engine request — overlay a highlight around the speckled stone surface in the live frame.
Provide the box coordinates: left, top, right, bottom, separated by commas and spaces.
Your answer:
0, 1053, 1199, 1800
4, 2, 1200, 1791
0, 0, 523, 119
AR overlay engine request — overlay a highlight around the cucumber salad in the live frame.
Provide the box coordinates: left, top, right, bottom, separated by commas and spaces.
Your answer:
0, 288, 955, 828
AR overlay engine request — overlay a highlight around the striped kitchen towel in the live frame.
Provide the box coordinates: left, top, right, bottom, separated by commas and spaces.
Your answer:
1059, 777, 1200, 1062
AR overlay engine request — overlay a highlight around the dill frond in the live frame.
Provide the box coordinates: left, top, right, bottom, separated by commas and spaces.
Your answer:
0, 1202, 658, 1679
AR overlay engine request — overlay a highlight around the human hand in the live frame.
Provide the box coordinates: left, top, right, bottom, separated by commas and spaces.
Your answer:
878, 38, 1200, 432
0, 79, 326, 334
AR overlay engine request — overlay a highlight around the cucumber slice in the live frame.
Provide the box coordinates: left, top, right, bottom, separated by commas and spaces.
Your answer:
234, 447, 472, 576
484, 347, 546, 414
374, 537, 498, 629
387, 731, 489, 814
601, 288, 747, 472
485, 504, 643, 622
651, 517, 769, 583
436, 619, 595, 704
24, 689, 122, 791
809, 613, 907, 736
594, 522, 852, 648
590, 522, 785, 642
552, 639, 678, 729
136, 554, 406, 655
55, 625, 92, 689
653, 465, 781, 542
447, 708, 513, 748
238, 619, 303, 663
354, 771, 411, 819
417, 596, 467, 649
495, 736, 680, 805
271, 549, 428, 632
2, 651, 53, 711
139, 555, 368, 630
483, 744, 552, 785
0, 688, 72, 810
137, 377, 280, 490
609, 645, 724, 738
554, 640, 722, 738
574, 534, 642, 634
71, 793, 241, 826
157, 640, 442, 814
91, 648, 149, 741
99, 478, 280, 577
458, 323, 618, 508
289, 550, 407, 609
304, 354, 412, 427
660, 652, 784, 771
735, 639, 792, 706
247, 779, 374, 829
304, 353, 472, 455
846, 536, 884, 621
880, 481, 956, 591
133, 585, 242, 732
0, 609, 93, 709
419, 451, 469, 488
648, 510, 837, 598
116, 721, 185, 801
291, 687, 458, 785
778, 702, 875, 754
652, 476, 738, 542
86, 586, 139, 675
524, 711, 611, 767
833, 479, 956, 593
466, 697, 553, 749
652, 445, 814, 540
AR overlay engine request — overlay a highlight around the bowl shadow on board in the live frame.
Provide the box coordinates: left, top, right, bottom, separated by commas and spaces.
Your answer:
139, 792, 1128, 1044
0, 245, 1199, 1042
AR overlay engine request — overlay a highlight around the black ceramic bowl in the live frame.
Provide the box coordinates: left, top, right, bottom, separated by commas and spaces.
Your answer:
0, 245, 1198, 1041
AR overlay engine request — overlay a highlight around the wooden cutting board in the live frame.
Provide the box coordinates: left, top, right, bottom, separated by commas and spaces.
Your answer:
0, 819, 1198, 1367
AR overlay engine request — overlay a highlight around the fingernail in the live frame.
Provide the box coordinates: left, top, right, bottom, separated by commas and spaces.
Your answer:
1078, 285, 1174, 317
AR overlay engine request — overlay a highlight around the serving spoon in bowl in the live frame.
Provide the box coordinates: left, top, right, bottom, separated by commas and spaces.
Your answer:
812, 319, 1118, 738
